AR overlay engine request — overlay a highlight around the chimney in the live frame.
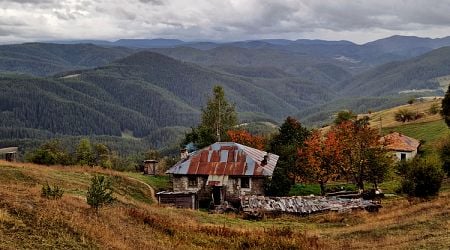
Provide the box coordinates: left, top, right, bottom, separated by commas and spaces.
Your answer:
180, 148, 188, 160
261, 154, 269, 166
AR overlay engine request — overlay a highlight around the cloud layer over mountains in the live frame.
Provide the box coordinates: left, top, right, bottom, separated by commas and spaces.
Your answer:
0, 0, 450, 43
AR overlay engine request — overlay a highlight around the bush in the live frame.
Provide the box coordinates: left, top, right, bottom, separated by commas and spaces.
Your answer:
394, 109, 416, 122
27, 140, 73, 166
398, 157, 445, 197
41, 182, 64, 199
429, 103, 440, 115
86, 175, 114, 211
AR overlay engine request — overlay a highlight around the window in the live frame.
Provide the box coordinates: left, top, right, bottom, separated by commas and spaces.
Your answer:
188, 176, 197, 187
400, 153, 406, 161
240, 177, 250, 189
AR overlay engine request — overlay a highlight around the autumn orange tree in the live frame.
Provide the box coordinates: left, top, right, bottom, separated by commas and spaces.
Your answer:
226, 130, 266, 150
333, 118, 393, 190
298, 130, 344, 195
298, 117, 393, 193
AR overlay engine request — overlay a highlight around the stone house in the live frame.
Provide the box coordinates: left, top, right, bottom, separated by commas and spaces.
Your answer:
165, 142, 279, 206
381, 132, 420, 161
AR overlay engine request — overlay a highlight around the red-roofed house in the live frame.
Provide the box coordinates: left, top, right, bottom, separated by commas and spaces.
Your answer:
381, 132, 420, 161
164, 142, 279, 206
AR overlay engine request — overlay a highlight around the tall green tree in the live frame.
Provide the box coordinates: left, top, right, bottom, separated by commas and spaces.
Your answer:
441, 85, 450, 127
265, 117, 310, 196
94, 143, 112, 168
76, 138, 94, 166
183, 85, 237, 149
439, 136, 450, 176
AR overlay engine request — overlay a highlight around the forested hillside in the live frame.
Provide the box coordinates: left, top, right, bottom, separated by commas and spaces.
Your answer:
0, 50, 336, 151
2, 38, 450, 152
339, 46, 450, 96
0, 43, 133, 76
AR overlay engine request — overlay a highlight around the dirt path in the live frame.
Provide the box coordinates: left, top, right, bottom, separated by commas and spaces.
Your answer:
123, 176, 157, 203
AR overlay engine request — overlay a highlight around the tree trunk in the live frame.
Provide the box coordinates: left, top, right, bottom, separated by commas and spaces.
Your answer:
319, 182, 326, 196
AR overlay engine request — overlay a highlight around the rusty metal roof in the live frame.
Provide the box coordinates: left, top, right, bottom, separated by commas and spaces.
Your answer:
382, 132, 420, 152
166, 142, 279, 176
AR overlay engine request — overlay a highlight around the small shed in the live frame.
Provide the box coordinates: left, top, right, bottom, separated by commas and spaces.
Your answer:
143, 160, 158, 175
0, 147, 18, 162
156, 191, 198, 209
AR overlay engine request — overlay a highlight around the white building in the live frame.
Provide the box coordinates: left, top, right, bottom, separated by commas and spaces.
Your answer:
382, 132, 420, 161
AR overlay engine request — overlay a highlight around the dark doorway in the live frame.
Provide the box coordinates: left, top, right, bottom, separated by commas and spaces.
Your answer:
400, 153, 406, 161
212, 187, 222, 205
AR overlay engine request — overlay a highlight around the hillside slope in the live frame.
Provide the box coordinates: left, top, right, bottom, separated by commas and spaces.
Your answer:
0, 43, 133, 76
339, 47, 450, 96
0, 51, 337, 146
0, 161, 449, 249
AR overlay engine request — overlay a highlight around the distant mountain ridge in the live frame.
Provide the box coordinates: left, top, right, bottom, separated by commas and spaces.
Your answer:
0, 43, 133, 76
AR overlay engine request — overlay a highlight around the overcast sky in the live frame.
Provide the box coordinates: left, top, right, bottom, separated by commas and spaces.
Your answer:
1, 0, 450, 44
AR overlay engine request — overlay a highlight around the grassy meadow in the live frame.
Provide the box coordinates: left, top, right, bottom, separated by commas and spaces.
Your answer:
0, 160, 449, 249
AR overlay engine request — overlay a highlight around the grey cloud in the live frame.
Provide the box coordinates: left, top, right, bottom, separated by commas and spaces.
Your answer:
0, 0, 449, 44
114, 8, 137, 20
138, 0, 163, 5
0, 0, 55, 3
53, 10, 76, 20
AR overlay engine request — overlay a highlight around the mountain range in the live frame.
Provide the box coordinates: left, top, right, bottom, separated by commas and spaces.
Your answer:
1, 35, 450, 152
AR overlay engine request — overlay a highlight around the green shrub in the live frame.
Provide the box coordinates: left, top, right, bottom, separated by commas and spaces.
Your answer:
394, 109, 416, 122
27, 140, 73, 166
86, 175, 114, 211
429, 103, 440, 115
41, 182, 64, 199
398, 157, 445, 197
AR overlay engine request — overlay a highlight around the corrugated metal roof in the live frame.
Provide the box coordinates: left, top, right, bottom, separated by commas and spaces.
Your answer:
166, 142, 279, 176
0, 147, 18, 154
382, 132, 420, 152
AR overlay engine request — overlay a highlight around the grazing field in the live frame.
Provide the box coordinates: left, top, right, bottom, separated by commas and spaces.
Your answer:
0, 160, 449, 249
382, 119, 450, 154
364, 98, 443, 129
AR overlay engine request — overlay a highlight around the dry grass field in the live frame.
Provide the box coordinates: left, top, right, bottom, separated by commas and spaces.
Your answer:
0, 160, 449, 249
363, 97, 443, 130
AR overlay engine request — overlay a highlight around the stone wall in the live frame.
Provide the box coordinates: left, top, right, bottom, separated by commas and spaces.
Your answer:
172, 175, 207, 192
171, 175, 266, 204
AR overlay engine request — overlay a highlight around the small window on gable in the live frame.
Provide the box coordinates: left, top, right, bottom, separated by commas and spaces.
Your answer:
240, 177, 250, 189
188, 176, 198, 187
400, 153, 406, 161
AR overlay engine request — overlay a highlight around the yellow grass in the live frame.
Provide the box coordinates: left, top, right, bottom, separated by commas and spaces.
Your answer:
362, 98, 442, 129
1, 161, 449, 249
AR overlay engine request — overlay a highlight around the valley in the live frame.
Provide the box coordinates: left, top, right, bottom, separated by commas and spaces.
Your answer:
2, 36, 450, 154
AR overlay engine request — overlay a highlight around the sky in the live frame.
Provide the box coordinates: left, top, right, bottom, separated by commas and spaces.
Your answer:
1, 0, 450, 44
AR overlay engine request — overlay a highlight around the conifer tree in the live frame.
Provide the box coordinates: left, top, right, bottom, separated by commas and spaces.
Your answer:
442, 85, 450, 128
183, 85, 237, 148
76, 138, 94, 166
